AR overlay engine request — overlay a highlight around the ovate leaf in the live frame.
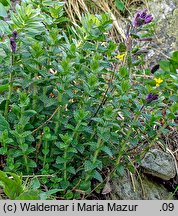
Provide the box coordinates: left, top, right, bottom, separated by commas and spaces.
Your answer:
84, 160, 93, 171
115, 0, 125, 11
16, 190, 40, 200
93, 170, 103, 182
0, 3, 7, 18
0, 171, 24, 199
101, 146, 113, 157
0, 113, 10, 133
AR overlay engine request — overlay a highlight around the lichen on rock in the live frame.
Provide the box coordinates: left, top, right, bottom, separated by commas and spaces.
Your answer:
140, 149, 176, 180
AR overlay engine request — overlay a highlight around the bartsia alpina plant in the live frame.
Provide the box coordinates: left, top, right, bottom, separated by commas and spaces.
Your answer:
0, 1, 178, 200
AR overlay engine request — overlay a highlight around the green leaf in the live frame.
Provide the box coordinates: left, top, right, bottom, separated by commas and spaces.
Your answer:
0, 171, 24, 199
56, 156, 67, 164
121, 80, 130, 92
119, 66, 128, 77
0, 113, 10, 134
24, 110, 37, 118
64, 190, 74, 199
21, 131, 32, 138
84, 160, 93, 171
93, 170, 103, 182
159, 60, 170, 71
74, 109, 89, 122
40, 189, 62, 200
116, 164, 125, 176
0, 2, 7, 17
101, 146, 113, 157
16, 190, 40, 200
127, 164, 135, 174
0, 0, 10, 6
88, 75, 97, 86
172, 51, 178, 62
0, 20, 10, 34
0, 83, 8, 93
67, 147, 77, 153
115, 0, 125, 11
31, 177, 40, 190
27, 159, 37, 168
118, 42, 127, 52
0, 147, 7, 155
79, 181, 91, 191
67, 166, 76, 174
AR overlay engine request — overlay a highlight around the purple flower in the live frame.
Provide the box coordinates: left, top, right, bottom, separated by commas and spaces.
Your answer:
12, 30, 18, 39
146, 93, 158, 103
10, 37, 16, 52
140, 9, 147, 19
144, 14, 153, 24
133, 9, 153, 28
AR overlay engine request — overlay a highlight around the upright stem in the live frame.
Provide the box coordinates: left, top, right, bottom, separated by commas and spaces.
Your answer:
54, 91, 62, 134
32, 76, 37, 111
4, 54, 14, 118
43, 140, 48, 169
63, 150, 67, 181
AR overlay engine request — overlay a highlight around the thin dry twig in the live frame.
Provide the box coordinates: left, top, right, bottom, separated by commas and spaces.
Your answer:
32, 106, 60, 134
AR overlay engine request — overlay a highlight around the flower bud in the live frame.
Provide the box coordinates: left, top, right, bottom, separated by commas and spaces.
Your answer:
146, 93, 158, 103
12, 30, 18, 39
10, 37, 16, 52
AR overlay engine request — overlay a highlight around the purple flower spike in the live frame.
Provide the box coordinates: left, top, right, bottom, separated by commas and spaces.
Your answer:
132, 9, 153, 28
12, 30, 18, 39
146, 93, 158, 103
10, 37, 16, 52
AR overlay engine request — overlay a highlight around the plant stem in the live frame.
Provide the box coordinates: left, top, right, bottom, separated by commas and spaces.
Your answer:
23, 155, 29, 173
32, 76, 37, 111
54, 91, 62, 134
43, 140, 48, 169
92, 138, 102, 164
4, 54, 14, 118
64, 149, 67, 181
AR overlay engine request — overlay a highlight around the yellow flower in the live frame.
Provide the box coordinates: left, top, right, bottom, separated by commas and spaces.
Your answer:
116, 53, 125, 61
154, 77, 163, 87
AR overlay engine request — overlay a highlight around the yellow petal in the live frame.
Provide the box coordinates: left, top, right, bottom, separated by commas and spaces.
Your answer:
116, 53, 125, 61
154, 77, 163, 86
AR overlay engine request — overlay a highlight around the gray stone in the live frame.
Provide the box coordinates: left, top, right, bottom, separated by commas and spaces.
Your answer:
109, 170, 173, 200
146, 0, 178, 65
148, 0, 177, 20
141, 149, 176, 180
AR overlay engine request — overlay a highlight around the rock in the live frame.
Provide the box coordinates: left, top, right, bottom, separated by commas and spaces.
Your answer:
148, 0, 177, 20
141, 149, 176, 180
146, 0, 178, 65
109, 170, 173, 200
